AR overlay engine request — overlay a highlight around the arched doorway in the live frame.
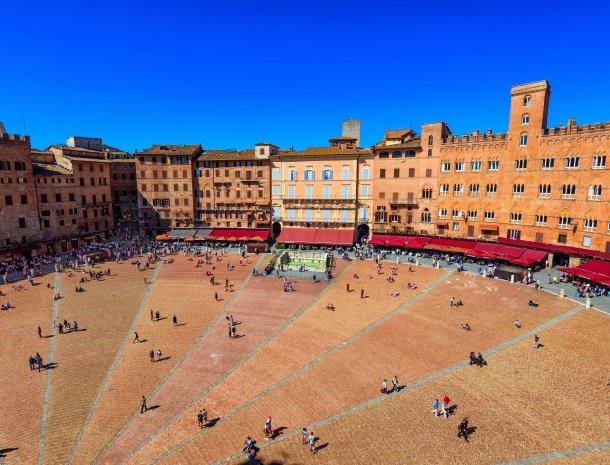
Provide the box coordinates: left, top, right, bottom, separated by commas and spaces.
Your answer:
272, 222, 282, 240
357, 223, 370, 243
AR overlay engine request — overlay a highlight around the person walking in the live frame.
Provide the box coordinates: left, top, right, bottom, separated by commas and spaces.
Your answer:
29, 355, 35, 370
360, 289, 365, 299
157, 349, 162, 360
309, 431, 316, 453
133, 331, 140, 343
38, 325, 43, 338
58, 323, 64, 334
301, 427, 308, 445
391, 375, 399, 393
346, 283, 350, 293
380, 379, 388, 394
202, 408, 208, 426
441, 394, 450, 418
197, 410, 204, 429
264, 416, 272, 440
155, 310, 160, 321
534, 334, 540, 349
457, 417, 469, 442
215, 292, 219, 301
150, 309, 154, 321
149, 349, 155, 362
231, 325, 236, 338
172, 314, 177, 326
432, 398, 439, 417
140, 395, 147, 414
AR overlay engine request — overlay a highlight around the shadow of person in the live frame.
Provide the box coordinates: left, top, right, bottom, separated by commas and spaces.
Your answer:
43, 362, 58, 370
271, 426, 287, 439
205, 417, 220, 428
314, 442, 329, 453
146, 405, 161, 411
0, 447, 19, 457
157, 356, 172, 362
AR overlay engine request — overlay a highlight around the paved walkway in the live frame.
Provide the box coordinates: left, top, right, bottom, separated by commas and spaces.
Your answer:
150, 273, 578, 465
40, 264, 156, 465
37, 272, 61, 465
69, 255, 255, 465
123, 262, 445, 465
96, 266, 328, 464
220, 307, 606, 465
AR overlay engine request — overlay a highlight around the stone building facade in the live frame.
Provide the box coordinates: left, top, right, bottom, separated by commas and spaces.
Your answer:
370, 123, 450, 236
270, 145, 370, 237
32, 145, 115, 252
0, 126, 41, 257
436, 80, 609, 255
135, 144, 201, 235
193, 143, 274, 229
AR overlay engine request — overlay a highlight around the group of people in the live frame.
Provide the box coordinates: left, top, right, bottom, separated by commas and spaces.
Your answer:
469, 351, 487, 367
431, 394, 452, 418
226, 313, 238, 338
56, 319, 79, 334
380, 375, 400, 394
28, 352, 44, 371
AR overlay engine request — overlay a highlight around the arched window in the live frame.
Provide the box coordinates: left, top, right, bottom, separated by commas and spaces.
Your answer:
428, 135, 434, 146
304, 167, 314, 181
588, 184, 602, 198
392, 151, 402, 158
379, 151, 389, 159
405, 150, 415, 158
519, 133, 528, 146
427, 149, 432, 157
521, 114, 530, 125
523, 96, 531, 107
561, 184, 576, 197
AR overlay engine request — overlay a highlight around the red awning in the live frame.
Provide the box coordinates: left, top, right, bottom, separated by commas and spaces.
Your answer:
209, 229, 259, 241
578, 260, 610, 277
498, 237, 610, 261
494, 245, 526, 260
404, 237, 431, 249
510, 249, 548, 267
424, 237, 476, 253
385, 235, 408, 247
276, 228, 354, 246
368, 235, 388, 246
467, 243, 503, 259
276, 228, 316, 244
250, 230, 270, 242
314, 229, 354, 246
558, 267, 610, 286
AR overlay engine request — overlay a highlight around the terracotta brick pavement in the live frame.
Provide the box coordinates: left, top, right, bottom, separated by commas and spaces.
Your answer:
69, 256, 254, 465
0, 278, 54, 465
96, 265, 324, 464
123, 261, 445, 465
40, 264, 155, 465
228, 309, 609, 465
152, 272, 576, 464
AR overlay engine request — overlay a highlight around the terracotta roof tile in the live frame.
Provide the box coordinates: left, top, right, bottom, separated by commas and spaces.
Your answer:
140, 144, 202, 156
276, 147, 372, 157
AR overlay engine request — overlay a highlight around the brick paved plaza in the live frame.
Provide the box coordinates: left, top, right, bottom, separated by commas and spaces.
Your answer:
1, 252, 608, 465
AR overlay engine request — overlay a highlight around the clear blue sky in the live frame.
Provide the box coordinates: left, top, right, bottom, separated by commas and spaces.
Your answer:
2, 0, 610, 152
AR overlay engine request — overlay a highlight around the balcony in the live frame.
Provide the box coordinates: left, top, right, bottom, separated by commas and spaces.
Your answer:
388, 198, 418, 207
282, 196, 357, 205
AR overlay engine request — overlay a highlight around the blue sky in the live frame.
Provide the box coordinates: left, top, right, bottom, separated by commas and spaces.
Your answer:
1, 0, 610, 151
